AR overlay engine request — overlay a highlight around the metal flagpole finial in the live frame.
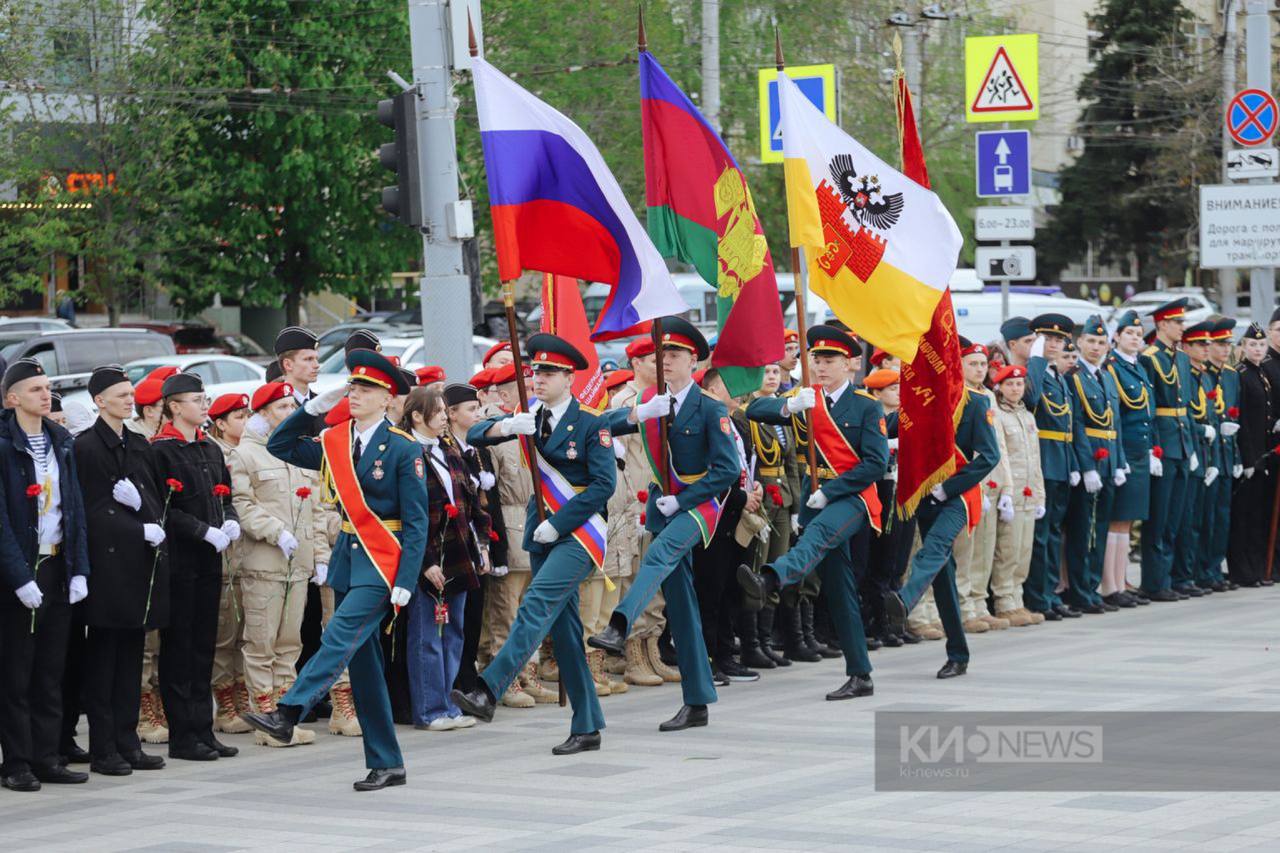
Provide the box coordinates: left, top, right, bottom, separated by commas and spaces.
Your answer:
502, 280, 515, 308
774, 25, 784, 72
892, 31, 904, 72
637, 4, 647, 54
467, 9, 479, 58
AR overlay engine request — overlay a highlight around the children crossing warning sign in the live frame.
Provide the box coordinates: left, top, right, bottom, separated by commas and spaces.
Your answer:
965, 34, 1039, 123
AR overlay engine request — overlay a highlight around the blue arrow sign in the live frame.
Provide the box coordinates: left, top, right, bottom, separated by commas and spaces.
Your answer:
975, 130, 1031, 197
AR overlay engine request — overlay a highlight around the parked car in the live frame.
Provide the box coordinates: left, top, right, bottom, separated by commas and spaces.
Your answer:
311, 334, 499, 394
0, 317, 72, 333
60, 354, 266, 414
1107, 287, 1217, 333
0, 328, 175, 394
316, 321, 411, 360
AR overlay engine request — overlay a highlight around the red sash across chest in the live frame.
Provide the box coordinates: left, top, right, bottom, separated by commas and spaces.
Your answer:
322, 423, 401, 592
808, 389, 883, 533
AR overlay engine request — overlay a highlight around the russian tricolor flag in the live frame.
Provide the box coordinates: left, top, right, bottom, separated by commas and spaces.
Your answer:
473, 58, 685, 339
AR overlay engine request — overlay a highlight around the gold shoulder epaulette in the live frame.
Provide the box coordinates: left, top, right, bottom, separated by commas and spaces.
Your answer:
1142, 345, 1158, 357
388, 426, 416, 442
854, 388, 877, 401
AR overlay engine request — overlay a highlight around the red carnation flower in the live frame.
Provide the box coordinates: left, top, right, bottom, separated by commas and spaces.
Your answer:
212, 484, 231, 498
1023, 486, 1034, 497
25, 484, 42, 499
1206, 389, 1218, 400
1094, 448, 1109, 461
766, 484, 783, 506
639, 513, 647, 525
636, 489, 649, 503
1228, 406, 1240, 419
1273, 445, 1280, 457
986, 480, 998, 489
295, 486, 313, 500
1151, 446, 1164, 459
445, 504, 459, 519
488, 529, 499, 542
166, 478, 184, 493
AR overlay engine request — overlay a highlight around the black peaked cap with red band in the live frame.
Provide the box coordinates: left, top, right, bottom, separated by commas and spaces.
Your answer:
346, 348, 411, 395
654, 316, 710, 362
526, 332, 589, 371
807, 324, 858, 358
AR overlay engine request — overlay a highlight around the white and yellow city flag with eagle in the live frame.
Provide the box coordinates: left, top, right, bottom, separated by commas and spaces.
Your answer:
778, 72, 962, 361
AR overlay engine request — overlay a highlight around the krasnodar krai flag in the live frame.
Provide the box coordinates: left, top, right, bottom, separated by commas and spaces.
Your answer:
472, 58, 686, 339
778, 72, 962, 361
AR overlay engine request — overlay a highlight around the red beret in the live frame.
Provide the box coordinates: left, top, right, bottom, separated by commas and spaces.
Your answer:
483, 341, 511, 367
869, 348, 888, 367
960, 341, 988, 359
625, 337, 655, 360
416, 365, 445, 386
992, 364, 1027, 384
604, 369, 633, 391
469, 368, 494, 389
134, 366, 179, 406
209, 392, 251, 420
250, 381, 294, 412
783, 329, 800, 344
489, 362, 517, 385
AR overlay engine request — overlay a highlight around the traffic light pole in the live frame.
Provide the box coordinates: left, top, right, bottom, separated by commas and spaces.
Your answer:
408, 0, 473, 382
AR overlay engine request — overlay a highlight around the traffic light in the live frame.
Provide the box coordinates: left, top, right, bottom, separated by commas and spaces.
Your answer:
376, 91, 424, 228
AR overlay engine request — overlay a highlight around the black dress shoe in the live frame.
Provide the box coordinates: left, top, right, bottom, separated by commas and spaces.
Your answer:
899, 629, 922, 644
90, 754, 133, 776
740, 647, 777, 669
658, 704, 708, 732
1106, 592, 1136, 609
1100, 599, 1119, 612
1079, 602, 1107, 615
203, 737, 238, 758
1130, 592, 1150, 605
1211, 580, 1230, 592
1128, 587, 1150, 600
62, 741, 91, 765
1227, 581, 1240, 590
122, 749, 165, 770
1038, 608, 1062, 621
882, 590, 907, 636
551, 732, 601, 755
937, 660, 968, 679
826, 675, 874, 701
586, 620, 626, 656
33, 764, 88, 784
720, 660, 760, 682
1149, 589, 1181, 602
243, 710, 296, 744
169, 741, 219, 762
879, 632, 904, 647
449, 686, 496, 723
1175, 585, 1203, 598
1054, 604, 1082, 618
353, 767, 406, 792
1, 770, 40, 792
866, 636, 883, 651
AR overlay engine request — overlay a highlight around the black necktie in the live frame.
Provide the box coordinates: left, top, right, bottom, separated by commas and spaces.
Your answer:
538, 408, 553, 442
352, 436, 362, 464
825, 395, 835, 411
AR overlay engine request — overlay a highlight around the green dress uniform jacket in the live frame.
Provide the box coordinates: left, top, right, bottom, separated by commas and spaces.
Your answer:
1107, 352, 1156, 521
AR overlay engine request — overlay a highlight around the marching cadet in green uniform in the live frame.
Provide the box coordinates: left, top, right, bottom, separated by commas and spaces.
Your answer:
1203, 318, 1241, 592
883, 372, 1001, 678
1103, 311, 1155, 607
1063, 315, 1126, 614
1171, 321, 1220, 598
587, 317, 739, 733
737, 326, 888, 700
452, 334, 616, 755
243, 349, 429, 792
1023, 313, 1086, 620
1139, 298, 1199, 602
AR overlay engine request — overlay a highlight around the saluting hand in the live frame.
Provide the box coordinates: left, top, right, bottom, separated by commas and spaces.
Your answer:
304, 386, 346, 416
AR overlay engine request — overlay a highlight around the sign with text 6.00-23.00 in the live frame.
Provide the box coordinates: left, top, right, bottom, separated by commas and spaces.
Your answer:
975, 207, 1034, 242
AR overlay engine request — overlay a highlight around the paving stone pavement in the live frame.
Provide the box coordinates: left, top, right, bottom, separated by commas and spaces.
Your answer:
7, 583, 1280, 852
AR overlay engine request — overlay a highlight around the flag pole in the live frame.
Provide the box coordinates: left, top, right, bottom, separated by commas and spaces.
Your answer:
639, 5, 674, 498
775, 26, 819, 496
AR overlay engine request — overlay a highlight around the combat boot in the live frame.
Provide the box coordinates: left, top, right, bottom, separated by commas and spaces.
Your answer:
254, 690, 314, 746
518, 662, 560, 704
137, 689, 169, 745
213, 680, 251, 734
962, 617, 991, 633
624, 637, 663, 686
782, 603, 820, 662
645, 636, 682, 683
980, 612, 1011, 630
996, 608, 1034, 627
328, 685, 362, 736
537, 637, 559, 683
501, 679, 536, 708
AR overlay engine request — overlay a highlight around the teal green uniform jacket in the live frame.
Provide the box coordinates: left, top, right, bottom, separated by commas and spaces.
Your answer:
1068, 362, 1125, 477
1187, 364, 1220, 466
267, 409, 429, 591
1141, 341, 1196, 460
942, 389, 1001, 498
468, 398, 616, 552
1209, 364, 1240, 472
1107, 353, 1155, 462
1025, 355, 1085, 482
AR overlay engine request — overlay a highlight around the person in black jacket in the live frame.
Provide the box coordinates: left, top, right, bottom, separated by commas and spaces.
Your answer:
74, 366, 170, 776
0, 358, 92, 791
148, 372, 241, 762
1230, 324, 1276, 586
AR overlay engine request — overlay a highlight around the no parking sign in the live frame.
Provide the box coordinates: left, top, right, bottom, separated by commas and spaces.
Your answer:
1227, 88, 1278, 147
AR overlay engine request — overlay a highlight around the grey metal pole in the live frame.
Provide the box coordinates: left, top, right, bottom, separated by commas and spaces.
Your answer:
902, 11, 922, 130
409, 0, 473, 381
1245, 0, 1275, 326
701, 0, 720, 133
1220, 0, 1238, 317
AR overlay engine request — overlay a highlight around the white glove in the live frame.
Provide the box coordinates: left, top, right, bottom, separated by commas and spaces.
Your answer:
532, 520, 558, 544
143, 523, 166, 546
981, 496, 992, 513
613, 441, 626, 460
1190, 453, 1200, 472
1029, 335, 1046, 359
312, 563, 328, 586
930, 483, 947, 502
1035, 505, 1046, 520
634, 392, 674, 423
1220, 422, 1240, 438
478, 470, 496, 490
1203, 424, 1216, 443
112, 479, 142, 512
997, 494, 1014, 523
1245, 467, 1256, 479
1113, 469, 1127, 487
203, 526, 231, 553
1233, 464, 1244, 479
785, 387, 817, 414
806, 490, 828, 510
790, 514, 800, 535
389, 586, 412, 607
1204, 466, 1219, 487
887, 437, 899, 451
304, 386, 347, 416
1069, 471, 1081, 487
15, 580, 42, 609
1149, 452, 1163, 478
499, 412, 537, 436
278, 529, 299, 559
1083, 470, 1103, 494
221, 520, 241, 542
68, 575, 87, 604
656, 495, 680, 517
1273, 418, 1280, 434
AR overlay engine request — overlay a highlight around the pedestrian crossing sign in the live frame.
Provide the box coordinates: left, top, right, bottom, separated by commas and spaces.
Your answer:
965, 34, 1038, 123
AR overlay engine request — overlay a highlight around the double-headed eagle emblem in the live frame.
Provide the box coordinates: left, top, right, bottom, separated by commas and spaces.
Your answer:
829, 154, 903, 231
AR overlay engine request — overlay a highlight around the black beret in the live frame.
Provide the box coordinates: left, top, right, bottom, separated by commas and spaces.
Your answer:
397, 367, 418, 394
526, 332, 589, 371
2, 357, 46, 395
1243, 323, 1266, 341
274, 326, 319, 355
1271, 306, 1280, 325
88, 364, 129, 398
50, 392, 62, 413
344, 329, 382, 354
443, 383, 479, 407
161, 371, 205, 398
264, 360, 284, 383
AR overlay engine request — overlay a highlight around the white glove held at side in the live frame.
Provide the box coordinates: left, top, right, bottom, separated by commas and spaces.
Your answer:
1190, 453, 1200, 472
390, 586, 412, 607
806, 490, 828, 510
1204, 467, 1219, 487
69, 575, 88, 604
1149, 452, 1164, 478
1069, 471, 1081, 487
1204, 424, 1216, 443
312, 563, 328, 586
15, 581, 42, 609
1113, 469, 1127, 488
203, 526, 231, 553
532, 520, 558, 544
656, 495, 680, 517
1083, 470, 1103, 494
1220, 422, 1239, 438
478, 470, 496, 490
143, 523, 166, 546
997, 495, 1014, 523
278, 530, 299, 559
221, 520, 241, 542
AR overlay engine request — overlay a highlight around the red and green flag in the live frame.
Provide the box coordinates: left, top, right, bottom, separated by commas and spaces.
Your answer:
639, 51, 784, 396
